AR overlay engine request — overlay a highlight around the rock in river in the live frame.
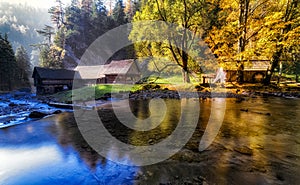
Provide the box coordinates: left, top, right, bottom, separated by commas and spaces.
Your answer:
28, 111, 49, 118
234, 146, 253, 156
52, 110, 62, 114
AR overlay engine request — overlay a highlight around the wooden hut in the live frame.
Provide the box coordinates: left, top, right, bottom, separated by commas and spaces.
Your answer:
32, 59, 141, 94
32, 67, 75, 94
75, 59, 141, 84
224, 61, 271, 83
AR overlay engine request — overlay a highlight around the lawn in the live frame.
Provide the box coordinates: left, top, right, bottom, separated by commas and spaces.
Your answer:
51, 75, 202, 103
53, 84, 143, 103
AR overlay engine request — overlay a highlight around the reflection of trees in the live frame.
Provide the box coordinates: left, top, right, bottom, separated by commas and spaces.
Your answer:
48, 113, 104, 169
129, 99, 151, 119
201, 98, 300, 184
183, 99, 211, 151
128, 99, 181, 146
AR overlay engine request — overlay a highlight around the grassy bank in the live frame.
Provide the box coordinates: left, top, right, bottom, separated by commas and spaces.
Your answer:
50, 74, 300, 103
51, 82, 199, 103
52, 84, 141, 103
49, 75, 201, 103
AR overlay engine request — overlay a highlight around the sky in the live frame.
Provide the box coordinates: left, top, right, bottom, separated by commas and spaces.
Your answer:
0, 0, 115, 9
0, 0, 72, 9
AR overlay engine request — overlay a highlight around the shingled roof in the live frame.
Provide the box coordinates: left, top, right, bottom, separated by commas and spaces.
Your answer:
74, 59, 140, 79
105, 60, 139, 75
32, 67, 75, 80
223, 61, 271, 71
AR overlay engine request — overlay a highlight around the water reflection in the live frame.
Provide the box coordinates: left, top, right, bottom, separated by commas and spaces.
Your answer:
0, 113, 139, 185
0, 97, 300, 184
205, 97, 300, 184
128, 99, 181, 145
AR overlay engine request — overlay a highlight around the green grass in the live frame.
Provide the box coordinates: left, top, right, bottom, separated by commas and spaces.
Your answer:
53, 84, 144, 103
273, 73, 297, 81
144, 74, 201, 84
52, 75, 204, 103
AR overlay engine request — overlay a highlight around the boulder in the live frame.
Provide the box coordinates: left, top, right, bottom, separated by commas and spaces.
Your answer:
9, 102, 18, 107
234, 146, 253, 156
29, 111, 48, 118
52, 110, 62, 114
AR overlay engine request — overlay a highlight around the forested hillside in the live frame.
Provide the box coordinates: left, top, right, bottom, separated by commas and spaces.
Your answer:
0, 2, 51, 66
39, 0, 140, 69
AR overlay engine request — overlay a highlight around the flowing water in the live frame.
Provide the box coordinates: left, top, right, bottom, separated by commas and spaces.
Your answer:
0, 97, 300, 184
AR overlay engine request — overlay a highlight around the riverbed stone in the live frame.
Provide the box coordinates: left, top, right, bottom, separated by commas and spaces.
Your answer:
234, 146, 253, 156
29, 111, 48, 118
52, 110, 62, 114
9, 102, 17, 107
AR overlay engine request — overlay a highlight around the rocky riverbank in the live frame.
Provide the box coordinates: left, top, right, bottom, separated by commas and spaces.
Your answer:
114, 87, 300, 102
0, 90, 69, 128
1, 84, 299, 128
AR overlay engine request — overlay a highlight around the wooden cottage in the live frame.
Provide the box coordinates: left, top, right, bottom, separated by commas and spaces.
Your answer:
224, 61, 271, 83
32, 59, 141, 94
32, 67, 75, 94
75, 59, 141, 84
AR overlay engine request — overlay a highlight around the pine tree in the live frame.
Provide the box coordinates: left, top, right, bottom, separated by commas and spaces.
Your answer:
0, 33, 17, 90
112, 0, 127, 25
15, 45, 31, 85
48, 0, 65, 29
124, 0, 141, 22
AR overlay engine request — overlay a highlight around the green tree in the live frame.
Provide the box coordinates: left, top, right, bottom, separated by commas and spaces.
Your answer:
124, 0, 140, 21
0, 33, 17, 90
112, 0, 127, 25
15, 45, 31, 84
36, 25, 63, 68
130, 0, 205, 83
48, 0, 65, 29
0, 2, 52, 65
36, 25, 55, 45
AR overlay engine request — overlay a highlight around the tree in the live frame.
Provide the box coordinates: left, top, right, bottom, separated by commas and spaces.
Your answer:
48, 0, 65, 29
62, 0, 112, 64
112, 0, 127, 25
204, 0, 272, 82
124, 0, 133, 21
36, 25, 55, 45
0, 2, 52, 66
262, 0, 300, 84
15, 45, 31, 84
130, 0, 205, 83
204, 0, 300, 85
35, 24, 64, 68
37, 0, 134, 68
124, 0, 141, 22
0, 33, 17, 90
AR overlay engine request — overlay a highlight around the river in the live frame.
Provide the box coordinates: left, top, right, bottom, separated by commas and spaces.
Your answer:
0, 97, 300, 184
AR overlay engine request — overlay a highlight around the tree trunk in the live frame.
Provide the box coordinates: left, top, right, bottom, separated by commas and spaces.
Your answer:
277, 61, 282, 85
236, 0, 249, 84
237, 62, 244, 84
296, 61, 300, 83
264, 48, 282, 85
182, 51, 190, 83
182, 69, 190, 83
